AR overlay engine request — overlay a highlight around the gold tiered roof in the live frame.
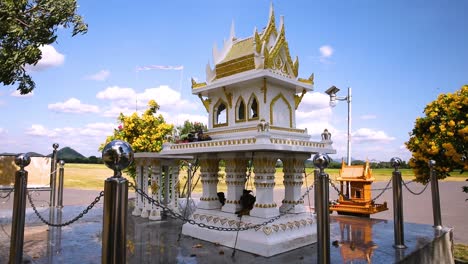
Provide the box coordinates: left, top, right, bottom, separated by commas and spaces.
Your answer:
192, 4, 314, 89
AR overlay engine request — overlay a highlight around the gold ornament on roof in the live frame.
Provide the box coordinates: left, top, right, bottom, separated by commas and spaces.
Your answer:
191, 78, 207, 89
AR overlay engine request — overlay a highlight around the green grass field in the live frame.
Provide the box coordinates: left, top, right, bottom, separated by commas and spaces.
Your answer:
54, 164, 466, 192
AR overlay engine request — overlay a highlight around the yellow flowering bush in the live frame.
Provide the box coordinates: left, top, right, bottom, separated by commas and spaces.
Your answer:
406, 85, 467, 183
100, 100, 174, 178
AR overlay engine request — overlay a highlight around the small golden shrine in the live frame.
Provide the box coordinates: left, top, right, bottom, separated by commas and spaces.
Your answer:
330, 160, 388, 217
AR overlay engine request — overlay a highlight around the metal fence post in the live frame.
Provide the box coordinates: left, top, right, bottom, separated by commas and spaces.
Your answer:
50, 143, 59, 207
56, 160, 65, 209
101, 140, 134, 264
314, 169, 319, 213
391, 157, 406, 249
313, 153, 331, 264
429, 160, 442, 228
9, 153, 31, 264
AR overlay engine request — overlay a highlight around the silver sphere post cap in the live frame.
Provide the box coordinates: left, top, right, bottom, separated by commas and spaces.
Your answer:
102, 140, 134, 176
313, 153, 331, 170
59, 160, 65, 167
15, 153, 31, 168
428, 160, 436, 167
53, 143, 59, 150
390, 157, 402, 169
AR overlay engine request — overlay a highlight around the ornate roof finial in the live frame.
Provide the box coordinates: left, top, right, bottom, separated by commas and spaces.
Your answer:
230, 20, 236, 41
262, 2, 277, 42
269, 2, 274, 20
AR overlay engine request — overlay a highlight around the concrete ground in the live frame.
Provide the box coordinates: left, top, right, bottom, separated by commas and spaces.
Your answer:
0, 180, 465, 263
1, 181, 466, 243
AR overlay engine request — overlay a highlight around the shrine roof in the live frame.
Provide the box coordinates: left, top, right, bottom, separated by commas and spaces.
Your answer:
219, 37, 254, 64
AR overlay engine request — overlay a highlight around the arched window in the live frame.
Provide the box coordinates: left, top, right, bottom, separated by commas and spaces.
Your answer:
248, 94, 259, 120
270, 93, 292, 127
236, 97, 246, 122
213, 99, 228, 127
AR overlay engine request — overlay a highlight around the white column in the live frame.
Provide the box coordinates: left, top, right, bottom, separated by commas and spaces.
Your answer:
140, 159, 151, 218
220, 154, 248, 213
149, 159, 162, 220
198, 155, 221, 209
132, 158, 143, 216
250, 152, 279, 218
280, 154, 308, 213
170, 162, 180, 211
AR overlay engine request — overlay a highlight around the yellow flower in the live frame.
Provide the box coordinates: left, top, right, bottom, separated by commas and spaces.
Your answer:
448, 120, 456, 127
439, 124, 446, 132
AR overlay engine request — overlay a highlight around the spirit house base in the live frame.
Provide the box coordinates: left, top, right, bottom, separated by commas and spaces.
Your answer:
182, 209, 316, 257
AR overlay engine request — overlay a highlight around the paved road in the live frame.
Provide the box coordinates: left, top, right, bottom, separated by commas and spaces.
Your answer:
1, 181, 467, 244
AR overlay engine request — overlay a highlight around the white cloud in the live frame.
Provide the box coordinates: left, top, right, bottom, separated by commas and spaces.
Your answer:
352, 128, 395, 143
85, 70, 111, 81
97, 85, 198, 118
96, 86, 136, 101
48, 98, 100, 113
26, 45, 65, 71
0, 128, 6, 135
136, 65, 184, 71
26, 124, 56, 137
319, 45, 333, 58
360, 114, 377, 120
10, 90, 34, 97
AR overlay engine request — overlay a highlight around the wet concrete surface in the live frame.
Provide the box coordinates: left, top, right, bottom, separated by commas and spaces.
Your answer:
0, 197, 454, 263
0, 181, 464, 263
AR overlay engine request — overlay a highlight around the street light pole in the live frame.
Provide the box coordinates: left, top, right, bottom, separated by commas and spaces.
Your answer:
325, 86, 352, 166
346, 87, 352, 166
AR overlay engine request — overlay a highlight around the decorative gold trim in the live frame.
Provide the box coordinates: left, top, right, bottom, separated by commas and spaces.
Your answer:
191, 78, 207, 89
169, 138, 257, 150
270, 93, 292, 128
261, 6, 277, 43
215, 54, 255, 79
294, 89, 307, 109
198, 94, 211, 113
269, 138, 325, 148
269, 126, 306, 133
298, 73, 314, 85
223, 86, 233, 108
293, 56, 299, 77
254, 30, 262, 54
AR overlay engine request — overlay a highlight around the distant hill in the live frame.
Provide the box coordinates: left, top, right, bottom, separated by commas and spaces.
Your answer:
49, 147, 86, 160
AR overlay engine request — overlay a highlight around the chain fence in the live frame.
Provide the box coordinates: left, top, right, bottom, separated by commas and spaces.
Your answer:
402, 179, 431, 195
27, 190, 104, 227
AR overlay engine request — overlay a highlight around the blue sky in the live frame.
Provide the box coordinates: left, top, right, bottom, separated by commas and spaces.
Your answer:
1, 0, 467, 161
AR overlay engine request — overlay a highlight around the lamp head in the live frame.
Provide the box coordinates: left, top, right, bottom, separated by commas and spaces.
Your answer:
325, 86, 340, 107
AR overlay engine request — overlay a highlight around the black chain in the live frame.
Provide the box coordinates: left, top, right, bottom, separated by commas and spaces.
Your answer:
371, 178, 393, 201
130, 181, 315, 232
402, 179, 431, 195
0, 189, 13, 199
27, 190, 104, 227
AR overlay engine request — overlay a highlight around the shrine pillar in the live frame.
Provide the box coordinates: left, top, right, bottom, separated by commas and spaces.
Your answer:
169, 162, 180, 211
280, 154, 308, 213
149, 159, 162, 220
198, 155, 221, 209
132, 158, 151, 216
220, 153, 248, 213
140, 159, 152, 218
250, 152, 279, 218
